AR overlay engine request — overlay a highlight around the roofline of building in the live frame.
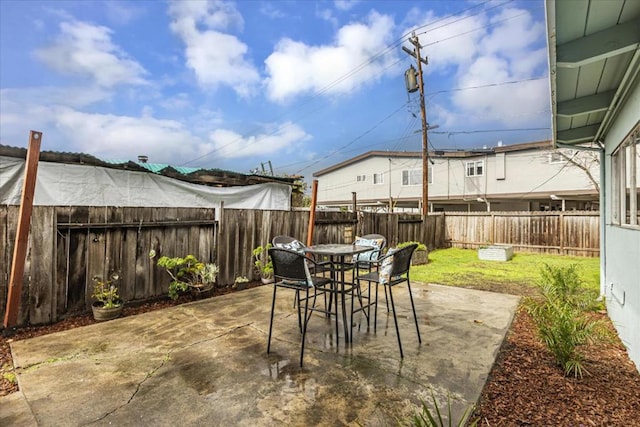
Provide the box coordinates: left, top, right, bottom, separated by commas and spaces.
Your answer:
0, 144, 298, 188
312, 140, 553, 177
317, 188, 599, 207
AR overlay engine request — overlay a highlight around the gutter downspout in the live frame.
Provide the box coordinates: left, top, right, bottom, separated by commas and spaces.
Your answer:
599, 147, 606, 297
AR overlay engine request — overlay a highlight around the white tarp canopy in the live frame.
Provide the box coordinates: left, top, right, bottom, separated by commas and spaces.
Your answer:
0, 156, 292, 215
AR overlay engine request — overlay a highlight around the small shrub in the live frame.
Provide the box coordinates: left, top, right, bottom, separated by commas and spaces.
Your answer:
397, 241, 427, 251
405, 391, 477, 427
3, 371, 17, 384
156, 254, 219, 300
525, 264, 611, 378
91, 274, 121, 308
252, 244, 273, 279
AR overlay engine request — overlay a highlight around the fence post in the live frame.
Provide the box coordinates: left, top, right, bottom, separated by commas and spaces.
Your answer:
4, 131, 42, 329
559, 212, 565, 255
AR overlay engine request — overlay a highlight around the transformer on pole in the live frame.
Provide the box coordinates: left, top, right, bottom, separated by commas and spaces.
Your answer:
403, 32, 429, 218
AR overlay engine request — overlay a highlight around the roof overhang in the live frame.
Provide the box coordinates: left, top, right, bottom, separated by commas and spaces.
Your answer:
546, 0, 640, 148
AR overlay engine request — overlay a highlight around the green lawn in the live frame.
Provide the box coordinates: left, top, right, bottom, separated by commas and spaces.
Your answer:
410, 248, 600, 296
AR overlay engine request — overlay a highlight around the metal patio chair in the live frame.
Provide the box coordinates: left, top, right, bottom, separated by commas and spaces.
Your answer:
351, 233, 387, 272
354, 243, 421, 358
267, 247, 332, 367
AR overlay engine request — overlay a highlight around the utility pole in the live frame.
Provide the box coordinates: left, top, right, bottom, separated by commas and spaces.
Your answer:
403, 32, 429, 218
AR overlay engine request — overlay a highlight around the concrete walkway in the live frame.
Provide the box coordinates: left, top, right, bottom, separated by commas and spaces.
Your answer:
1, 283, 519, 426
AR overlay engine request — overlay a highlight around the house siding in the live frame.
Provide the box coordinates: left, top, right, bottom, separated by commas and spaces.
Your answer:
315, 143, 600, 211
603, 81, 640, 370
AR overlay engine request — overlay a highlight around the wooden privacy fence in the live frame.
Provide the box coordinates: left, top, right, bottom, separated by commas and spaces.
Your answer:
1, 206, 599, 327
215, 209, 446, 285
444, 211, 600, 256
1, 205, 217, 326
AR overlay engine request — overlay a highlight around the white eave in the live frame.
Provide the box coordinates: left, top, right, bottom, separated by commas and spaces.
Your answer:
545, 0, 640, 148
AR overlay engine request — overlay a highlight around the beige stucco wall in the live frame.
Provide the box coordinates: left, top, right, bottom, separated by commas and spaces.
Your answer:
315, 147, 600, 206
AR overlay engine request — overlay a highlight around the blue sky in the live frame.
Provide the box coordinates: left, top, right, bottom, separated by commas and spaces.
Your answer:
0, 0, 549, 180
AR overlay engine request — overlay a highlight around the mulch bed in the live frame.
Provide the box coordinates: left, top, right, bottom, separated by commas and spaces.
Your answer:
472, 308, 640, 426
2, 283, 640, 426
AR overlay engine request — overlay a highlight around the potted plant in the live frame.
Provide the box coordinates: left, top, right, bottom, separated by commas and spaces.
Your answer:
252, 243, 274, 284
397, 241, 428, 265
91, 274, 123, 321
155, 254, 219, 300
234, 275, 250, 290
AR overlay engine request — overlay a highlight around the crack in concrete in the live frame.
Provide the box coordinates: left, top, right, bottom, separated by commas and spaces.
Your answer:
89, 322, 255, 424
17, 350, 88, 372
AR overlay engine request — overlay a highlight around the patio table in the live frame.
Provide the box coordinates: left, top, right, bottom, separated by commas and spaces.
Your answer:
304, 243, 373, 344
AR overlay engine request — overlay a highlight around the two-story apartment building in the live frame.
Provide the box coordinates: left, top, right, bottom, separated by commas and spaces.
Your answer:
313, 140, 600, 212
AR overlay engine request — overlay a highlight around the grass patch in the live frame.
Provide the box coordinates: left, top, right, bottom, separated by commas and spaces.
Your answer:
411, 248, 599, 296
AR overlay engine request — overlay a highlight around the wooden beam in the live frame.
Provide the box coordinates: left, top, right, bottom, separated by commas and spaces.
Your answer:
557, 18, 640, 68
4, 131, 42, 328
306, 180, 318, 246
557, 124, 600, 143
557, 90, 615, 117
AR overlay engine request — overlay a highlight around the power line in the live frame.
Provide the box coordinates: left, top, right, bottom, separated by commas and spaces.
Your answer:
293, 102, 410, 175
181, 0, 542, 171
430, 127, 550, 135
427, 76, 547, 97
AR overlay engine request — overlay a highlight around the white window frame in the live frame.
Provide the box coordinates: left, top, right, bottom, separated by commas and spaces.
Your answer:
373, 172, 384, 185
402, 169, 421, 186
356, 174, 366, 182
612, 124, 639, 228
465, 160, 484, 177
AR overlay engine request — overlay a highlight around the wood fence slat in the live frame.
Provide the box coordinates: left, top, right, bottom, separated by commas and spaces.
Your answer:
1, 207, 601, 326
28, 206, 55, 324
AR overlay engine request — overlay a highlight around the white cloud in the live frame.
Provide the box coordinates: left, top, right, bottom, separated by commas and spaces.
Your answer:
405, 7, 548, 128
334, 1, 361, 12
33, 20, 148, 87
104, 1, 142, 25
264, 11, 398, 102
1, 86, 111, 109
205, 122, 311, 159
259, 3, 286, 20
0, 86, 308, 166
168, 0, 259, 96
410, 12, 487, 72
53, 108, 207, 163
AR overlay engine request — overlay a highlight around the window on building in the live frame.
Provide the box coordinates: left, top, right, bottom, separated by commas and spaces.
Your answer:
466, 160, 484, 177
402, 169, 421, 186
356, 174, 366, 182
373, 172, 384, 184
612, 124, 639, 227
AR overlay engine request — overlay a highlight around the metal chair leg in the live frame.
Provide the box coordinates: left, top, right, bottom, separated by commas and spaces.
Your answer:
267, 285, 277, 354
387, 285, 404, 358
374, 281, 379, 332
300, 288, 310, 367
407, 281, 422, 343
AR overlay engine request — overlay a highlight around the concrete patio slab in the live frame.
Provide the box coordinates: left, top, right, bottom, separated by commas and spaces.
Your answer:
2, 283, 519, 426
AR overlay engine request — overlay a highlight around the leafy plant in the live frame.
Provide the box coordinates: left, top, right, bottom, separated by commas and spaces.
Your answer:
156, 254, 219, 300
252, 244, 273, 278
405, 391, 478, 427
525, 263, 611, 378
91, 274, 122, 308
398, 241, 427, 251
3, 371, 17, 384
